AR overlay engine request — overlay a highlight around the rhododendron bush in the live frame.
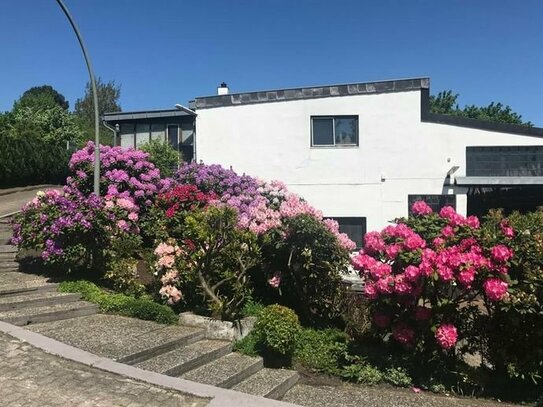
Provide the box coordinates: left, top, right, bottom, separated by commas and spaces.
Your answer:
352, 201, 514, 354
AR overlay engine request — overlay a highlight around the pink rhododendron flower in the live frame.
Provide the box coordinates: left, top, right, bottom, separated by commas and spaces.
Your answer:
385, 243, 402, 259
158, 255, 175, 269
160, 270, 179, 285
376, 276, 394, 294
437, 265, 454, 282
268, 272, 281, 288
433, 237, 445, 248
500, 220, 514, 238
491, 245, 513, 263
405, 234, 426, 250
373, 311, 391, 328
351, 252, 377, 272
466, 216, 480, 229
435, 323, 458, 349
404, 265, 421, 282
127, 212, 138, 221
155, 242, 175, 256
411, 200, 433, 216
364, 231, 385, 254
392, 322, 415, 346
484, 278, 508, 302
457, 268, 476, 288
159, 285, 182, 305
369, 262, 392, 280
394, 275, 412, 296
364, 283, 379, 299
441, 226, 455, 238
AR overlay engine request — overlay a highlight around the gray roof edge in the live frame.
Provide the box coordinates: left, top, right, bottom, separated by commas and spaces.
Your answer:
102, 109, 195, 122
193, 77, 430, 109
456, 176, 543, 186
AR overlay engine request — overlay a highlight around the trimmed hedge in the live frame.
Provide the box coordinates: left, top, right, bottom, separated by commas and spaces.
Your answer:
0, 132, 69, 187
58, 280, 177, 325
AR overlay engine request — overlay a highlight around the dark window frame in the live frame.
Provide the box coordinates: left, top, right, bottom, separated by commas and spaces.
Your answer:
327, 216, 366, 250
311, 115, 359, 148
408, 194, 456, 214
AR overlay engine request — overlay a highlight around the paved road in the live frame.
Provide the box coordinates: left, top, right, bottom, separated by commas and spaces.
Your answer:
0, 185, 62, 217
0, 331, 209, 407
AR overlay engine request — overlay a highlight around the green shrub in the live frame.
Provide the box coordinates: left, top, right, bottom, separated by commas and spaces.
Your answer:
254, 305, 300, 357
341, 362, 383, 385
256, 214, 350, 326
293, 328, 348, 375
58, 280, 177, 324
140, 139, 180, 177
481, 210, 543, 385
384, 366, 413, 387
0, 131, 69, 187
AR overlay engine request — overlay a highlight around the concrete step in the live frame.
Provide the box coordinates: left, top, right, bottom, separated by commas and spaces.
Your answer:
135, 339, 232, 376
181, 352, 264, 389
0, 251, 16, 258
232, 368, 300, 400
0, 261, 19, 270
0, 300, 99, 326
0, 291, 81, 312
28, 314, 206, 364
0, 272, 56, 296
0, 245, 17, 253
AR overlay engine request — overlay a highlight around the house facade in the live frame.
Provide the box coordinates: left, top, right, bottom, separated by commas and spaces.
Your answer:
103, 78, 543, 247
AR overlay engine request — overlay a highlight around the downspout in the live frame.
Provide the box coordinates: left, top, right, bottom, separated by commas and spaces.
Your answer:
102, 120, 118, 146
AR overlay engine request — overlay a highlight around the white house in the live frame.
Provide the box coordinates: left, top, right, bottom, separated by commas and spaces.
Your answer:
104, 78, 543, 247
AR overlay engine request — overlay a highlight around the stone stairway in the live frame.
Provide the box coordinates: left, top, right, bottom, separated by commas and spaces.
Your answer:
0, 240, 299, 402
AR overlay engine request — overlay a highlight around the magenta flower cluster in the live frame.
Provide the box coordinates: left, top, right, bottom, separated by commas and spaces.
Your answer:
67, 141, 171, 210
351, 201, 514, 350
175, 162, 356, 251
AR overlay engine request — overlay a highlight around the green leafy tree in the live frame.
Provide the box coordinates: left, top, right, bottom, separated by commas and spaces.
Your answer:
13, 85, 69, 112
75, 77, 122, 145
430, 90, 533, 127
140, 139, 181, 177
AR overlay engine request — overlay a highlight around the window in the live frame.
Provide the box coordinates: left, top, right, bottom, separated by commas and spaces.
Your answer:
151, 124, 166, 141
136, 124, 150, 147
327, 217, 366, 250
408, 194, 456, 214
311, 116, 358, 147
167, 125, 179, 149
119, 124, 135, 148
466, 146, 543, 177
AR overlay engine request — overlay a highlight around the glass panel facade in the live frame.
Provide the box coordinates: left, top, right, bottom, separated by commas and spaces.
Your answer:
312, 118, 334, 145
408, 194, 456, 214
167, 125, 179, 149
466, 146, 543, 177
335, 117, 358, 145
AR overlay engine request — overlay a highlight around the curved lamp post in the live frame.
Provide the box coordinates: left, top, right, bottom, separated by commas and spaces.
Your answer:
55, 0, 100, 196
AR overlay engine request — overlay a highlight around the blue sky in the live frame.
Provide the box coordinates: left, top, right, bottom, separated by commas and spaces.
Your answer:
1, 1, 542, 125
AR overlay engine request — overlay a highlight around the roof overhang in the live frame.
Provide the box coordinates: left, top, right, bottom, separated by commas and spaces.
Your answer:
102, 108, 196, 122
456, 176, 543, 186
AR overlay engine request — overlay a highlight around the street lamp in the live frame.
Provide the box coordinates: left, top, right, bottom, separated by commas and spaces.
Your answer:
55, 0, 100, 196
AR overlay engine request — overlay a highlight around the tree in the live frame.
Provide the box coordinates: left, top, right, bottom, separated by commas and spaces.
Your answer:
74, 77, 122, 145
13, 85, 69, 111
430, 90, 533, 127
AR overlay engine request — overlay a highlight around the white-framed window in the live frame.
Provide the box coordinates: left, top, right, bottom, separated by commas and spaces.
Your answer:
311, 116, 359, 147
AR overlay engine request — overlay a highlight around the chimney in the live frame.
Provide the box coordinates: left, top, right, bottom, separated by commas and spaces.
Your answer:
217, 82, 229, 95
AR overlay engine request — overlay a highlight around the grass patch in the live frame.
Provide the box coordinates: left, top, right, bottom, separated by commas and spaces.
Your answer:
58, 280, 177, 325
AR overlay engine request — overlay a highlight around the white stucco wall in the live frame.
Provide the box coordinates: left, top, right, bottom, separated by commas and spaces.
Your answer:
195, 90, 543, 232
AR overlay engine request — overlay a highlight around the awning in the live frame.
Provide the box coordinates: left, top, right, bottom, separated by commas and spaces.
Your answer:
455, 176, 543, 186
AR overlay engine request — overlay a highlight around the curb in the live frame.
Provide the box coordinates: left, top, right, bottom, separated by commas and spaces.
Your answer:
0, 185, 61, 197
0, 320, 299, 407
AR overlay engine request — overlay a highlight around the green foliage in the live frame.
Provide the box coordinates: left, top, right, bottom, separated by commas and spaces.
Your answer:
140, 139, 180, 177
254, 305, 300, 357
257, 214, 350, 325
0, 131, 69, 187
341, 362, 383, 384
58, 280, 177, 324
430, 90, 533, 127
241, 299, 265, 317
174, 206, 261, 320
480, 209, 543, 384
233, 332, 260, 357
9, 106, 86, 145
104, 257, 145, 297
384, 366, 413, 387
292, 328, 348, 375
74, 77, 121, 145
13, 85, 69, 111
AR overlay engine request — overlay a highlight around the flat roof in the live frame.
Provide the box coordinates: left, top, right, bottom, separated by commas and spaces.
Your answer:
192, 77, 429, 109
102, 107, 195, 122
456, 176, 543, 186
